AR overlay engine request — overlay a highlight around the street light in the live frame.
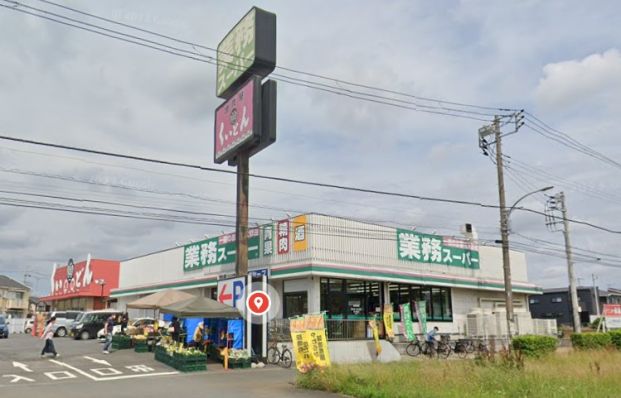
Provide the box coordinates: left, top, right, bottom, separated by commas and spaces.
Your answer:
95, 279, 106, 309
499, 185, 553, 338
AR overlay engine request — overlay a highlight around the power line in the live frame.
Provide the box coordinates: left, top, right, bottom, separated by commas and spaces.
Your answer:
1, 132, 620, 234
0, 1, 498, 123
31, 0, 516, 113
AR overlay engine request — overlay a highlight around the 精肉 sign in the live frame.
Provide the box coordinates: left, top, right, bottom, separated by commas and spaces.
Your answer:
214, 77, 261, 164
397, 229, 480, 269
216, 7, 276, 99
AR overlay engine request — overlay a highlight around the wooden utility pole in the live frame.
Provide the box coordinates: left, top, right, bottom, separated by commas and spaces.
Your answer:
236, 152, 249, 276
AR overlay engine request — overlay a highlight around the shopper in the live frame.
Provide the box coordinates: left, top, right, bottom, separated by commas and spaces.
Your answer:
192, 322, 205, 349
102, 315, 115, 354
121, 312, 128, 334
170, 317, 181, 343
40, 316, 59, 358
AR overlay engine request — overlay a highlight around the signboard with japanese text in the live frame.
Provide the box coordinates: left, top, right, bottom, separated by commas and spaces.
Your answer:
262, 223, 274, 256
290, 318, 313, 373
414, 301, 428, 335
42, 258, 120, 301
369, 317, 382, 357
383, 303, 395, 340
292, 215, 308, 252
214, 76, 261, 164
183, 228, 260, 272
400, 303, 415, 341
216, 7, 276, 98
277, 219, 290, 255
396, 229, 480, 269
604, 304, 621, 329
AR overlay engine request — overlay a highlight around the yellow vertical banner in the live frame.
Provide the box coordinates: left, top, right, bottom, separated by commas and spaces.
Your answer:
292, 215, 308, 252
303, 314, 325, 330
369, 318, 382, 357
383, 304, 395, 340
290, 318, 313, 373
306, 329, 331, 367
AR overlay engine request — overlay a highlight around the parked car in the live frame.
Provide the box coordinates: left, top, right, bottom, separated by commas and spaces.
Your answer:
71, 310, 122, 340
96, 317, 159, 339
23, 318, 34, 334
0, 315, 9, 338
49, 311, 83, 337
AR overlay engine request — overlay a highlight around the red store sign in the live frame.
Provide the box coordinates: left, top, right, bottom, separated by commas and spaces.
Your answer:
48, 258, 120, 299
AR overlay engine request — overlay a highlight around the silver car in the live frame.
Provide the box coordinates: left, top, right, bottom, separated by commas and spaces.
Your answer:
49, 311, 83, 337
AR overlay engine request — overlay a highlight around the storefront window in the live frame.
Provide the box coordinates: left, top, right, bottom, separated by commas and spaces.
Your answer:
320, 278, 383, 319
284, 292, 308, 318
388, 283, 453, 322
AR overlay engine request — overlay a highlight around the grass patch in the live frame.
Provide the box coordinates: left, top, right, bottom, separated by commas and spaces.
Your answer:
297, 350, 621, 398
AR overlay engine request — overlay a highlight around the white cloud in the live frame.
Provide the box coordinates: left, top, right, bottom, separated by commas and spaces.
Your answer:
535, 49, 621, 111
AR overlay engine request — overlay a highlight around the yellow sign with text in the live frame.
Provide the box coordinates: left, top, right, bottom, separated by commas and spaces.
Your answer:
292, 215, 308, 252
369, 319, 382, 357
383, 304, 395, 340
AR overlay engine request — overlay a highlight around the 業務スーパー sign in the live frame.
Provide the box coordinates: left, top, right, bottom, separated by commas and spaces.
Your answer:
183, 229, 260, 272
396, 229, 480, 269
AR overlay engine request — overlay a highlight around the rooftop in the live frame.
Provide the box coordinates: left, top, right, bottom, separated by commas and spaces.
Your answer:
0, 275, 30, 290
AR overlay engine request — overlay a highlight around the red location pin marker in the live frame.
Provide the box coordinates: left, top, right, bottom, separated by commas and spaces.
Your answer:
246, 290, 271, 316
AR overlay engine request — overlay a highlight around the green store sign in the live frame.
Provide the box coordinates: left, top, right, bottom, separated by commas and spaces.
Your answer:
396, 229, 480, 269
183, 229, 260, 272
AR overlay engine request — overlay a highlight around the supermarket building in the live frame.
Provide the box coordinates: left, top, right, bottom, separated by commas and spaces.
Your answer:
111, 213, 541, 337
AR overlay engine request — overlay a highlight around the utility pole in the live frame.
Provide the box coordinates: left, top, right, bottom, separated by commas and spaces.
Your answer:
593, 274, 601, 319
478, 115, 515, 339
559, 192, 581, 333
493, 116, 514, 338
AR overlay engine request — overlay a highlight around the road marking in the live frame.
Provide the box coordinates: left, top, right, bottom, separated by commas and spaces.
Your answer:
126, 365, 154, 373
12, 362, 33, 373
91, 368, 123, 376
50, 360, 178, 381
44, 371, 76, 381
2, 374, 35, 383
83, 356, 112, 366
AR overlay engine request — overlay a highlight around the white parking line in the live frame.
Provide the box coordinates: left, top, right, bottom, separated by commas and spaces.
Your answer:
49, 360, 178, 381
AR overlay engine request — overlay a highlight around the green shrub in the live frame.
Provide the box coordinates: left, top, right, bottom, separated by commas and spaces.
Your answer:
608, 331, 621, 349
571, 332, 612, 349
512, 335, 558, 357
590, 317, 604, 329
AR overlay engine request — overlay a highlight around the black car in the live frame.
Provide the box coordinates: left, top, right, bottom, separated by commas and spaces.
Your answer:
0, 315, 9, 338
70, 310, 121, 340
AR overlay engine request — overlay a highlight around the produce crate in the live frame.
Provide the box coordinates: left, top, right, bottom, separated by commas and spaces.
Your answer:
112, 335, 132, 350
177, 363, 207, 373
227, 358, 251, 369
134, 343, 149, 353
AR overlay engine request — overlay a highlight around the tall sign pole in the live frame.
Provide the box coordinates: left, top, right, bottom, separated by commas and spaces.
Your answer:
214, 7, 277, 278
236, 152, 250, 276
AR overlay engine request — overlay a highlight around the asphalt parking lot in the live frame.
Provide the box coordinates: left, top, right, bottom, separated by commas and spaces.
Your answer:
0, 334, 334, 398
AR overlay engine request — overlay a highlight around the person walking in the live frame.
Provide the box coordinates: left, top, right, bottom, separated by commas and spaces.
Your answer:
102, 314, 115, 354
40, 316, 59, 358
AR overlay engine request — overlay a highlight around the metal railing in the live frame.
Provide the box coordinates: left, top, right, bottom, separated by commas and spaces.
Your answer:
269, 318, 374, 341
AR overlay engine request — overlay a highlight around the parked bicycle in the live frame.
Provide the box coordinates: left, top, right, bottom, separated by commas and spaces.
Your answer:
452, 338, 475, 359
267, 342, 293, 368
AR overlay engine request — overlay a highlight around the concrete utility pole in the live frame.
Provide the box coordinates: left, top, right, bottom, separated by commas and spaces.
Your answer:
493, 116, 515, 338
593, 273, 601, 318
558, 192, 581, 332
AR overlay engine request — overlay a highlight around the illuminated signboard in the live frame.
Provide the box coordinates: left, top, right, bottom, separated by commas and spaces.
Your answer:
214, 76, 261, 164
216, 7, 276, 99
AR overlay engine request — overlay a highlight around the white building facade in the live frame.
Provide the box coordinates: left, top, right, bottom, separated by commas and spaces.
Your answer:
111, 214, 541, 337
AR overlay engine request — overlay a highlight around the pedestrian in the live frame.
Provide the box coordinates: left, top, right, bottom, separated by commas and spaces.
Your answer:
40, 316, 59, 358
121, 312, 128, 335
192, 322, 205, 350
170, 317, 181, 343
102, 314, 115, 354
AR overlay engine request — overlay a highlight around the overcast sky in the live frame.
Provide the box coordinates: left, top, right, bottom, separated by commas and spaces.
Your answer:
0, 0, 620, 296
